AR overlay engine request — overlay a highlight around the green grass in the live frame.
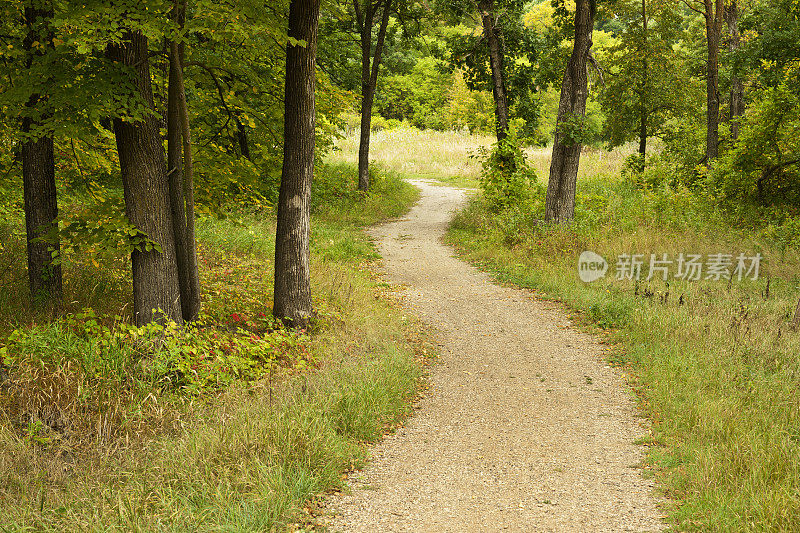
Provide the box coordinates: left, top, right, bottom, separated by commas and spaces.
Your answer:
0, 163, 426, 531
447, 170, 800, 531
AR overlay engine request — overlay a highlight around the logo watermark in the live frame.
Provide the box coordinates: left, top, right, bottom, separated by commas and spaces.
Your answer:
578, 251, 608, 282
578, 252, 762, 282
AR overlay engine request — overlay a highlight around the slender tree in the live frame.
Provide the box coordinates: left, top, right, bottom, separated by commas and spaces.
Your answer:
598, 0, 684, 163
477, 0, 511, 142
545, 0, 596, 223
354, 0, 393, 191
21, 3, 62, 306
167, 0, 201, 322
108, 31, 183, 326
638, 0, 648, 158
683, 0, 724, 160
444, 0, 533, 143
273, 0, 320, 326
703, 0, 724, 160
724, 0, 744, 140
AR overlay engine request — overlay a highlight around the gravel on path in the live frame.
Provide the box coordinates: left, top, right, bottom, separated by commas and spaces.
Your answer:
319, 180, 665, 532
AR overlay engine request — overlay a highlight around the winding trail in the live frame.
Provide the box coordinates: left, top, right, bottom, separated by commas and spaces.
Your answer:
321, 180, 664, 532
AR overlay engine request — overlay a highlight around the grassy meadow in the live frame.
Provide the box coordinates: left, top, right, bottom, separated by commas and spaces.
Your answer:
330, 125, 629, 189
336, 127, 800, 531
0, 163, 430, 530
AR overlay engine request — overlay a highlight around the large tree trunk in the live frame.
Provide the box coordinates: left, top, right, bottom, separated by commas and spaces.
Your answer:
108, 32, 183, 326
725, 0, 744, 141
21, 5, 62, 306
478, 0, 510, 142
167, 0, 201, 322
356, 0, 392, 192
704, 0, 724, 160
545, 0, 596, 223
273, 0, 320, 327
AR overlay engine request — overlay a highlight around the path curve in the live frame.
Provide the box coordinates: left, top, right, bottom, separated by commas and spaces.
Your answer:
321, 180, 664, 532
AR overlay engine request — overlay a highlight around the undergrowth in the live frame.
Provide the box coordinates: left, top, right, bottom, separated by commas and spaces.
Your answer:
0, 163, 426, 530
447, 173, 800, 531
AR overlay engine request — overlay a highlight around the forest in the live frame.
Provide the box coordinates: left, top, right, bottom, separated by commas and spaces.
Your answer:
0, 0, 799, 530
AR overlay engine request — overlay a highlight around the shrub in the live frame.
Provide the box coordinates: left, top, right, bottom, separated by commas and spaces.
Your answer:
475, 130, 538, 211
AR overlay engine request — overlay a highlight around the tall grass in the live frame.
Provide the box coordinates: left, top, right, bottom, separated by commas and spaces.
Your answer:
0, 164, 426, 530
329, 127, 493, 186
448, 159, 800, 530
329, 127, 632, 189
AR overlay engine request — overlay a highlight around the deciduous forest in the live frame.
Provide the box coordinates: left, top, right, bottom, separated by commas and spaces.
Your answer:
0, 0, 799, 530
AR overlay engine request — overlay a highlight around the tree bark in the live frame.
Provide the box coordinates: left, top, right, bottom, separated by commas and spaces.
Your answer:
108, 31, 183, 326
273, 0, 320, 327
21, 4, 62, 306
545, 0, 595, 223
167, 0, 201, 322
704, 0, 724, 160
167, 41, 190, 321
638, 0, 648, 161
357, 0, 392, 192
725, 0, 744, 141
236, 119, 251, 160
478, 0, 510, 142
178, 53, 201, 322
22, 132, 61, 305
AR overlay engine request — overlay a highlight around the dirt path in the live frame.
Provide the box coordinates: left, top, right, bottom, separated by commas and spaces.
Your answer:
320, 180, 665, 532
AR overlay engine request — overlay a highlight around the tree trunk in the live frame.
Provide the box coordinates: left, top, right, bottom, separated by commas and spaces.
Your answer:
236, 119, 251, 160
167, 0, 200, 322
639, 113, 647, 158
108, 32, 183, 326
357, 84, 375, 191
22, 133, 61, 305
178, 50, 201, 322
273, 0, 320, 327
704, 0, 724, 161
638, 0, 648, 162
356, 0, 392, 192
168, 43, 194, 322
725, 0, 744, 141
545, 0, 596, 223
21, 5, 62, 306
479, 0, 510, 142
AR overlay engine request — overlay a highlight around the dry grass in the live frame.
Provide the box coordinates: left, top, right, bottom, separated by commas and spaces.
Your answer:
329, 128, 494, 186
0, 165, 426, 531
329, 127, 632, 188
